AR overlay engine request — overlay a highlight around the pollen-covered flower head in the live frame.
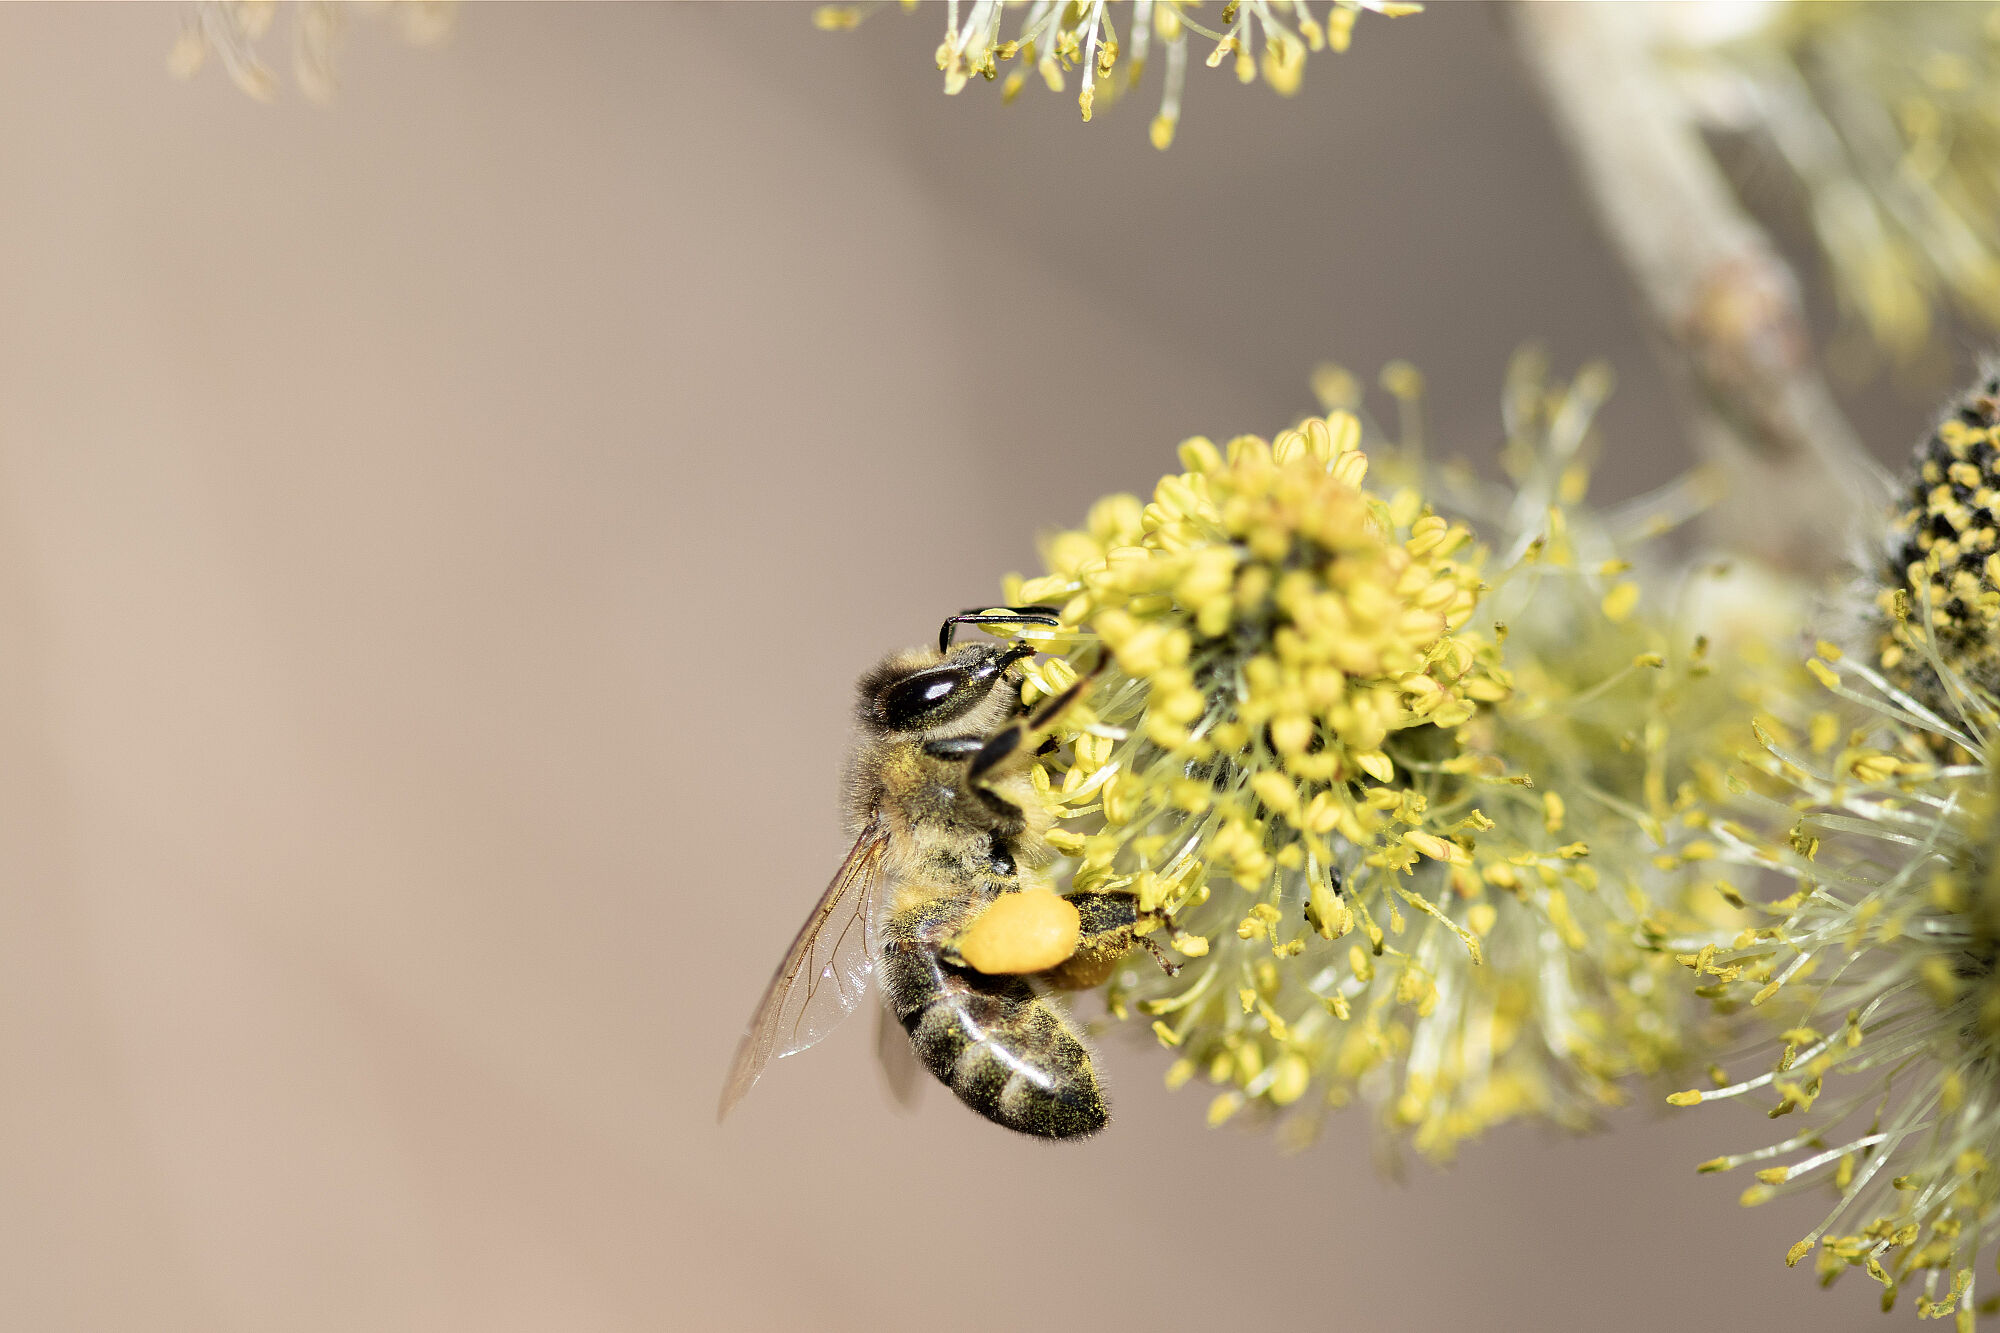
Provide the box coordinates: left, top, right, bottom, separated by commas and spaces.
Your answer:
1680, 368, 2000, 1325
1877, 365, 2000, 728
990, 355, 1781, 1156
813, 0, 1419, 149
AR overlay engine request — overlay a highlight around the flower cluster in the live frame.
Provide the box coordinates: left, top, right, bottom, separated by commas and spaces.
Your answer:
992, 357, 1779, 1157
1677, 367, 2000, 1326
1673, 642, 1996, 1326
1659, 1, 2000, 367
812, 0, 1418, 149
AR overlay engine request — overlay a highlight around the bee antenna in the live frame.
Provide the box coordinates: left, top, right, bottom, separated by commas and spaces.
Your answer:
937, 605, 1063, 653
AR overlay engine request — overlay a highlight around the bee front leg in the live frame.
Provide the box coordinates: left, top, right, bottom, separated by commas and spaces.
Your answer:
965, 661, 1103, 785
964, 720, 1027, 785
923, 734, 1030, 839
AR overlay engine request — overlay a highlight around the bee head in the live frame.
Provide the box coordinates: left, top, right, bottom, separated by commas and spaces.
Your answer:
858, 641, 1032, 736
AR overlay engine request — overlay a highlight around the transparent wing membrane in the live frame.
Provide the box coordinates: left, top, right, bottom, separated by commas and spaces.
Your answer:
717, 829, 889, 1121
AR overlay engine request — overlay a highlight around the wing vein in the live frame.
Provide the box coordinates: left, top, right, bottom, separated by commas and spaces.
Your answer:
717, 827, 889, 1122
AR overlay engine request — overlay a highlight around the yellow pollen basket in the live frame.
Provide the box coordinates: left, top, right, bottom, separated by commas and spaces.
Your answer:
952, 888, 1082, 976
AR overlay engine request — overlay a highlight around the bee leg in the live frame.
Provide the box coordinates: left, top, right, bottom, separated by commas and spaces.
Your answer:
1043, 891, 1182, 988
1065, 889, 1138, 942
1131, 931, 1182, 977
965, 723, 1025, 784
974, 790, 1029, 840
966, 661, 1104, 785
1024, 664, 1100, 730
1100, 897, 1183, 978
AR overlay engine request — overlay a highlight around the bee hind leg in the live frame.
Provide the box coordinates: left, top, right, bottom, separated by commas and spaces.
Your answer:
1043, 890, 1182, 988
1131, 931, 1182, 977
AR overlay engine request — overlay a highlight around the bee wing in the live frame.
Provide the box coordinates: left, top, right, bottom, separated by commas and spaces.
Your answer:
716, 827, 890, 1122
876, 994, 924, 1112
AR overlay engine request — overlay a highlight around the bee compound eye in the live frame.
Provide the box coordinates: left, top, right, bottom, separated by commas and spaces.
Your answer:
876, 666, 973, 730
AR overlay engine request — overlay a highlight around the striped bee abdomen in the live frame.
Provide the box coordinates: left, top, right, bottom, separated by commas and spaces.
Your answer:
881, 895, 1107, 1140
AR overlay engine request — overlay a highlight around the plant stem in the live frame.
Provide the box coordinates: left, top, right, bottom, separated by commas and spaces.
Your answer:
1509, 1, 1880, 572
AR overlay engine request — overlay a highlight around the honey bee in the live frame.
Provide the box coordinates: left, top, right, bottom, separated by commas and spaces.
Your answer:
717, 607, 1175, 1139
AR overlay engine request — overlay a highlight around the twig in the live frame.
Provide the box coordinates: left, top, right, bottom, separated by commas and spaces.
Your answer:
1508, 1, 1881, 572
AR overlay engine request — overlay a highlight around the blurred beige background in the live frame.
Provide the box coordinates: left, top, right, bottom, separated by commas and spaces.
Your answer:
0, 5, 1936, 1331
